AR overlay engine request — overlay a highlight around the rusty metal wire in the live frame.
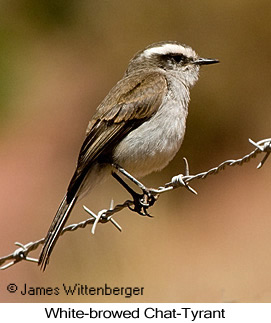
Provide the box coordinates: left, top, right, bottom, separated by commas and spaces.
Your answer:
0, 137, 270, 270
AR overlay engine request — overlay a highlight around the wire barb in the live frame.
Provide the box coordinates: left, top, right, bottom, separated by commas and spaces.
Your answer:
168, 157, 198, 195
0, 241, 39, 270
249, 138, 271, 169
0, 137, 270, 270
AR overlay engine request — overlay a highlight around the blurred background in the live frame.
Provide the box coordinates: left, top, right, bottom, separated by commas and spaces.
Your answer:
0, 0, 271, 303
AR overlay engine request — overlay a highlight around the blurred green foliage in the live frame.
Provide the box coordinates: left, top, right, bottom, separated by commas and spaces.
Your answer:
15, 0, 77, 30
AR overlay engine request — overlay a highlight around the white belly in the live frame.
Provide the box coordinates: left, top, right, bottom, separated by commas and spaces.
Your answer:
113, 97, 188, 178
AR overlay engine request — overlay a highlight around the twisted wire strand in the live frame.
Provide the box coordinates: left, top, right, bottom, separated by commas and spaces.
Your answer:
185, 147, 259, 183
0, 138, 270, 270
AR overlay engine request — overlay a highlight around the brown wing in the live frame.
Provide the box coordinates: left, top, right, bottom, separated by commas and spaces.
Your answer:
66, 71, 168, 202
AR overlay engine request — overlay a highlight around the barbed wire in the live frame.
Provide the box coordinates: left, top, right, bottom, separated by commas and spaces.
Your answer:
0, 137, 270, 270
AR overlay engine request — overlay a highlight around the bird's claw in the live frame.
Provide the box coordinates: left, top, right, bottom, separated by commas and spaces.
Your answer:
128, 189, 159, 217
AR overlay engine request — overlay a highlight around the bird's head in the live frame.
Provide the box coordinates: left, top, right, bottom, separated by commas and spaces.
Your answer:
126, 41, 219, 87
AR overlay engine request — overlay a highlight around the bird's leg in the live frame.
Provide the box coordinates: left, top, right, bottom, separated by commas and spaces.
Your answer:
112, 171, 157, 216
111, 164, 159, 216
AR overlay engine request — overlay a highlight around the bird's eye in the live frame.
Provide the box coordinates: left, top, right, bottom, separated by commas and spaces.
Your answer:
163, 53, 186, 64
171, 54, 185, 63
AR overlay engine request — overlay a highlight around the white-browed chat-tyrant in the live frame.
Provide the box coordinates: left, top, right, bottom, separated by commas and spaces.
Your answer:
39, 41, 219, 270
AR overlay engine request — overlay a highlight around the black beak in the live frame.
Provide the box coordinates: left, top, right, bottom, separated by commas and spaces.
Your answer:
194, 58, 219, 65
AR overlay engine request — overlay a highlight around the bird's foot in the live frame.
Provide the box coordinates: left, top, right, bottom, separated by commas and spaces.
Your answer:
111, 165, 159, 216
127, 188, 159, 217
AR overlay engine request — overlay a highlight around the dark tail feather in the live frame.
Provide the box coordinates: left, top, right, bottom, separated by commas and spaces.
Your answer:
38, 194, 77, 271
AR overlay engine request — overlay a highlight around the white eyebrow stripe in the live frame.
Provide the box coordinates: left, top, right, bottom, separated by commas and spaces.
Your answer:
142, 44, 196, 58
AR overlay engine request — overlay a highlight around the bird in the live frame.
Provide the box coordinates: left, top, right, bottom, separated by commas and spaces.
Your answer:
38, 41, 219, 270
